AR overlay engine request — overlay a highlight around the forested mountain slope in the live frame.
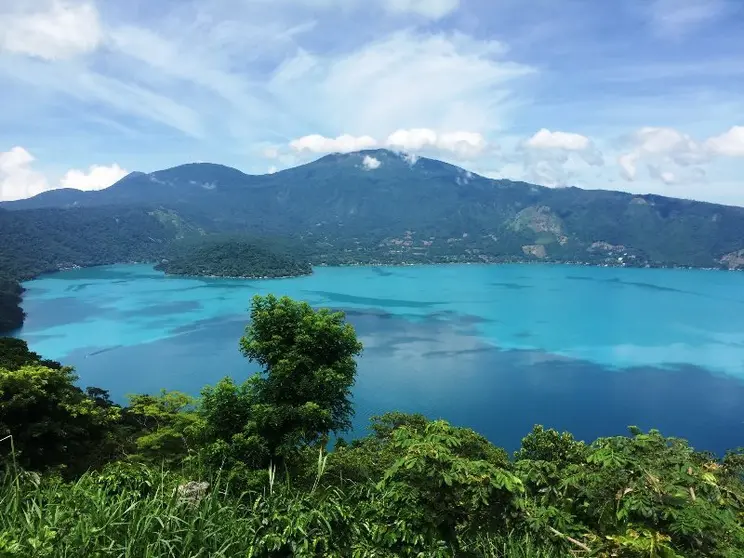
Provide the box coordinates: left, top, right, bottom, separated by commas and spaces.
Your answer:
5, 149, 744, 269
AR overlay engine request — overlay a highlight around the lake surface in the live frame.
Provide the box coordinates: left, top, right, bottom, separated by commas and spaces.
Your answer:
18, 263, 744, 455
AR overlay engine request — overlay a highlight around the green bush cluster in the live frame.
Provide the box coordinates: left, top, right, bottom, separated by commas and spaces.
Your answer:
1, 295, 743, 557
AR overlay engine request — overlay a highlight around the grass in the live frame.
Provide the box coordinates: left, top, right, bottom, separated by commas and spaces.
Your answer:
0, 466, 566, 558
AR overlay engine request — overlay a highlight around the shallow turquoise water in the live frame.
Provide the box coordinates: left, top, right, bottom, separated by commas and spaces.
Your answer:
18, 263, 744, 454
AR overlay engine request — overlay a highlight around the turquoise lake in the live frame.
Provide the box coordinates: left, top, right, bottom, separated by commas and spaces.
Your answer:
18, 263, 744, 454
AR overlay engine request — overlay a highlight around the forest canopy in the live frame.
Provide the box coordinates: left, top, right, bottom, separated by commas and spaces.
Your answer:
155, 235, 312, 278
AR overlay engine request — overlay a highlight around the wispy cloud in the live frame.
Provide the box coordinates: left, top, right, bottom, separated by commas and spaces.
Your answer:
648, 0, 728, 38
0, 0, 741, 204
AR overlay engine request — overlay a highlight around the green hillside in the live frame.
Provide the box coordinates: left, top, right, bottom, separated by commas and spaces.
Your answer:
156, 235, 312, 278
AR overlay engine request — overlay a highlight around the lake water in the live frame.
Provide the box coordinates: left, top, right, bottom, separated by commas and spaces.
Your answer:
18, 263, 744, 455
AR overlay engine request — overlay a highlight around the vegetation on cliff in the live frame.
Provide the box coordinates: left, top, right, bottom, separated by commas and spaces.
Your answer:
1, 295, 743, 557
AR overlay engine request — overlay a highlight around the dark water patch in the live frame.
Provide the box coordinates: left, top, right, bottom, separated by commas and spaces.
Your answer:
514, 331, 533, 339
169, 314, 249, 336
339, 308, 396, 320
491, 282, 531, 290
610, 279, 688, 294
86, 345, 124, 357
422, 347, 496, 358
303, 290, 442, 308
370, 267, 396, 277
21, 297, 106, 329
121, 300, 203, 317
355, 339, 744, 456
65, 283, 96, 292
177, 281, 258, 291
427, 309, 489, 322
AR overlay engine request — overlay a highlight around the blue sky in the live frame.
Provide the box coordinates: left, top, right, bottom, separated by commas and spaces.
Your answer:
0, 0, 742, 204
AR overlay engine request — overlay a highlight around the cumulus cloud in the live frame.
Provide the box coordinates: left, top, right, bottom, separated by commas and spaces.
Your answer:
0, 147, 50, 201
617, 127, 708, 183
521, 129, 603, 186
0, 146, 127, 201
618, 152, 639, 181
386, 128, 487, 158
705, 126, 744, 157
289, 134, 377, 153
0, 0, 103, 60
526, 129, 591, 151
60, 164, 129, 191
362, 155, 382, 170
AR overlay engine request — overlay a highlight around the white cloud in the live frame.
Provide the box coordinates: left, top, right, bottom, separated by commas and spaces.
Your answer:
618, 152, 639, 181
386, 128, 487, 158
362, 155, 382, 170
0, 0, 103, 60
0, 147, 127, 201
705, 126, 744, 157
0, 147, 50, 201
382, 0, 460, 19
269, 31, 534, 141
262, 147, 280, 159
526, 129, 591, 151
289, 134, 378, 153
522, 129, 603, 185
618, 127, 707, 183
268, 165, 278, 174
60, 164, 129, 191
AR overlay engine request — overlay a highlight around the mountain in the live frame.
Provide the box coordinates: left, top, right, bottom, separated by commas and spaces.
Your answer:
4, 149, 744, 270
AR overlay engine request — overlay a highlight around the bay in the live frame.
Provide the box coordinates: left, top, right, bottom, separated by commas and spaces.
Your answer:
17, 263, 744, 454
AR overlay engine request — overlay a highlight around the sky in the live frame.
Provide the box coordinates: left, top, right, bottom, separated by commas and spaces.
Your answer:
0, 0, 742, 205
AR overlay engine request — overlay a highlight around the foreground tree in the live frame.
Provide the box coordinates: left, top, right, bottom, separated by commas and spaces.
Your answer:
198, 295, 363, 473
0, 338, 61, 371
0, 365, 119, 475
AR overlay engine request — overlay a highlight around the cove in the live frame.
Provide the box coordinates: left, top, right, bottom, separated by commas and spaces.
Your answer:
17, 263, 744, 455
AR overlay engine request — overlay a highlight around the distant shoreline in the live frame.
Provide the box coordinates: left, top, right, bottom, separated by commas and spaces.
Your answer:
46, 259, 740, 279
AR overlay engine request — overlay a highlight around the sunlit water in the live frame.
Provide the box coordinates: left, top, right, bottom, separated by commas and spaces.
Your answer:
18, 263, 744, 454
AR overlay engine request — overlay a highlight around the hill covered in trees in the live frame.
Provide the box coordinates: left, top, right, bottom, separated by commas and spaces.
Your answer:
1, 296, 743, 557
5, 150, 744, 271
155, 236, 312, 278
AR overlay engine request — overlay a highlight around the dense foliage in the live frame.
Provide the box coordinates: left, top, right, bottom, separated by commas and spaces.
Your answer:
155, 236, 312, 278
1, 295, 742, 557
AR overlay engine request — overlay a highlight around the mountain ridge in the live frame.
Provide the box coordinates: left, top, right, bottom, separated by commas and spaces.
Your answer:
3, 149, 739, 210
2, 149, 744, 274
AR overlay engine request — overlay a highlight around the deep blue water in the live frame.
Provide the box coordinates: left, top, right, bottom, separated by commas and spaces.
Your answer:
18, 263, 744, 455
